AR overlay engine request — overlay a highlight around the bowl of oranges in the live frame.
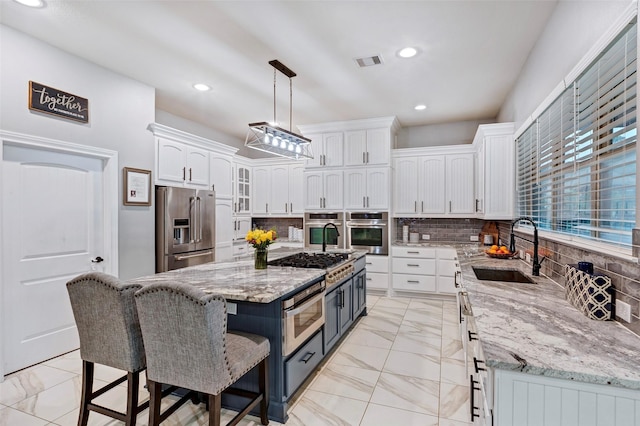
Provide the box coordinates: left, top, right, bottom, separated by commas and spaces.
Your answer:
485, 245, 515, 259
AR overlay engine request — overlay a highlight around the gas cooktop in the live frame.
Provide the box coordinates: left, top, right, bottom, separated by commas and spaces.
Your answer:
268, 252, 349, 269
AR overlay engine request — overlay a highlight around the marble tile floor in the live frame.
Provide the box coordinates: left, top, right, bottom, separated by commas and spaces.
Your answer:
0, 296, 472, 426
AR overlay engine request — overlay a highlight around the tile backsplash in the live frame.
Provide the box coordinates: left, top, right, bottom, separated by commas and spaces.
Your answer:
496, 221, 640, 336
395, 218, 485, 243
252, 218, 303, 241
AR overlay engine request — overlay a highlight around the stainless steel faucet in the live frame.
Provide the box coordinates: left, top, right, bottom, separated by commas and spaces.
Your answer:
509, 217, 545, 276
322, 223, 340, 252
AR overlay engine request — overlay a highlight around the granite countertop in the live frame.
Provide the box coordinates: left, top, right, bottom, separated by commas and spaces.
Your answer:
127, 248, 365, 304
457, 248, 640, 391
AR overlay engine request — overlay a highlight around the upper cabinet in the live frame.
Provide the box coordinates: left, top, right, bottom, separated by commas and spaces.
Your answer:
303, 170, 343, 211
157, 139, 210, 187
303, 132, 344, 168
393, 146, 475, 217
344, 167, 389, 210
233, 161, 251, 215
344, 128, 390, 166
473, 123, 515, 219
299, 117, 399, 171
252, 161, 305, 216
149, 123, 238, 191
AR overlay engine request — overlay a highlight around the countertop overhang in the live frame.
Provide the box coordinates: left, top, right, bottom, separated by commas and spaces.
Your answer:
127, 248, 366, 304
457, 246, 640, 391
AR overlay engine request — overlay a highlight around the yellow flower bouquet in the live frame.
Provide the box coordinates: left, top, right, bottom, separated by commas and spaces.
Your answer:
245, 228, 277, 250
246, 228, 277, 269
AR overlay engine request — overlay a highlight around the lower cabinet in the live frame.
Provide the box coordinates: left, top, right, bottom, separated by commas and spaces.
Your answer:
365, 255, 389, 293
284, 331, 323, 397
324, 278, 353, 353
353, 269, 366, 319
391, 245, 461, 295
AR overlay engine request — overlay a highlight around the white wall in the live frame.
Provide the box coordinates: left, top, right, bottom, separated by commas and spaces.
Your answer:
498, 0, 634, 130
396, 119, 496, 148
0, 25, 156, 280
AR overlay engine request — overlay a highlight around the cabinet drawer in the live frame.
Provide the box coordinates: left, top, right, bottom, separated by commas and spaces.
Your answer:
437, 248, 458, 260
393, 274, 436, 292
285, 331, 323, 397
365, 255, 389, 273
392, 246, 436, 258
392, 258, 436, 275
366, 272, 388, 290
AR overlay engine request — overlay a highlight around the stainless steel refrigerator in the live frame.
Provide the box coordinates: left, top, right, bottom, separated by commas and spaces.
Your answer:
156, 186, 215, 272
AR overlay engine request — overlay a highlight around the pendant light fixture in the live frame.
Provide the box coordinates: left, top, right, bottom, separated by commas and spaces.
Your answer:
245, 60, 313, 160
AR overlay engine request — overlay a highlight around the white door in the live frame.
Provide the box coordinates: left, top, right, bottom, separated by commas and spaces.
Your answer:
446, 154, 475, 214
393, 157, 418, 214
270, 165, 289, 214
420, 156, 446, 214
288, 164, 304, 214
252, 166, 270, 215
367, 167, 389, 210
365, 128, 390, 165
343, 130, 367, 166
343, 169, 367, 209
2, 144, 107, 374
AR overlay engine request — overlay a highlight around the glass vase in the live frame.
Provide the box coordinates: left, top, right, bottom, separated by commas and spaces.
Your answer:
254, 248, 268, 270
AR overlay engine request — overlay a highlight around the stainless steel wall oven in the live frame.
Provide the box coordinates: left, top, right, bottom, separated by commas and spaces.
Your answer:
346, 211, 389, 255
304, 212, 344, 250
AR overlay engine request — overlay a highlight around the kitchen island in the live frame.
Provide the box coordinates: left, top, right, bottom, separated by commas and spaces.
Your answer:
128, 248, 368, 423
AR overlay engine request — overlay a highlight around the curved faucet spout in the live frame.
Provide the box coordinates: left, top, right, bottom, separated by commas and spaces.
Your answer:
509, 217, 542, 276
322, 223, 340, 253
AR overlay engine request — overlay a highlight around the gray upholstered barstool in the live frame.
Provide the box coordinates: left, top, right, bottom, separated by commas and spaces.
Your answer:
66, 272, 148, 426
134, 283, 270, 426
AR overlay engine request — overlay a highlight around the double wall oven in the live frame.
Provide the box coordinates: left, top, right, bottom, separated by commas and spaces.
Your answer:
346, 211, 389, 255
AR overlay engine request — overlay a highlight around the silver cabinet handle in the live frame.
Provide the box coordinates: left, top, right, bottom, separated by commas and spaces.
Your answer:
189, 168, 193, 181
266, 203, 269, 213
182, 167, 186, 181
407, 251, 420, 254
363, 152, 366, 164
449, 200, 452, 212
421, 201, 424, 212
414, 201, 417, 213
407, 280, 420, 284
363, 196, 366, 208
407, 264, 420, 267
290, 202, 293, 212
366, 151, 370, 163
285, 203, 288, 213
367, 196, 369, 207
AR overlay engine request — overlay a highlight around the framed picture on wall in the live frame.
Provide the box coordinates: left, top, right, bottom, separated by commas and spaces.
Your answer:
123, 167, 151, 206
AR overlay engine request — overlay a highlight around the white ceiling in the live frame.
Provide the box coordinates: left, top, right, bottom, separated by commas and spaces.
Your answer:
0, 0, 558, 148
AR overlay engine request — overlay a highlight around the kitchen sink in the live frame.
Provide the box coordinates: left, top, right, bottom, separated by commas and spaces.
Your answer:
472, 267, 535, 283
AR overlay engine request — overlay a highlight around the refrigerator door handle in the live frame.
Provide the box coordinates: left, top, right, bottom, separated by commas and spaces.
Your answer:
175, 251, 213, 261
189, 196, 196, 243
196, 196, 202, 243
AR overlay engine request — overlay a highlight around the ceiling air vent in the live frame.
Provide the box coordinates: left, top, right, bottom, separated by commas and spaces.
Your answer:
355, 55, 383, 68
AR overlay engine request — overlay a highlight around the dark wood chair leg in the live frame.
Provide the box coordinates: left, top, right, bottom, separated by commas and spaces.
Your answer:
148, 380, 162, 426
209, 393, 221, 426
259, 358, 269, 425
78, 360, 94, 426
124, 371, 140, 426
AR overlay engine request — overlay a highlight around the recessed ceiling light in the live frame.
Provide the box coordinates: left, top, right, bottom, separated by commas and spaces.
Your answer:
398, 47, 418, 58
13, 0, 45, 7
414, 104, 427, 111
192, 83, 211, 92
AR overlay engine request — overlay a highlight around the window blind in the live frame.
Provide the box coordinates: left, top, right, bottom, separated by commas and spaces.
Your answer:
516, 21, 637, 249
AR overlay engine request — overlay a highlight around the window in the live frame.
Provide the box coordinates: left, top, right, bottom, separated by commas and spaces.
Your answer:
516, 21, 637, 250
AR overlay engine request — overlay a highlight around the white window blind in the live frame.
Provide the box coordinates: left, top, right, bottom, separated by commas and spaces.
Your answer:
516, 21, 637, 249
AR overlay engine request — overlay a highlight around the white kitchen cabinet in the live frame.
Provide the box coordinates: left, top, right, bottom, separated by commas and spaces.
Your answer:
252, 166, 270, 215
344, 128, 390, 166
473, 123, 515, 219
156, 138, 210, 188
210, 155, 233, 198
393, 146, 475, 217
303, 170, 343, 210
391, 246, 437, 293
446, 153, 475, 214
343, 167, 389, 210
233, 216, 251, 241
304, 132, 343, 168
233, 162, 251, 215
269, 163, 304, 215
215, 198, 233, 262
252, 162, 304, 216
364, 255, 389, 293
436, 248, 460, 294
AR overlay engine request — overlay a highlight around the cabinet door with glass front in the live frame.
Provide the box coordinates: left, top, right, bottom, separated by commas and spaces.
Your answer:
234, 165, 251, 214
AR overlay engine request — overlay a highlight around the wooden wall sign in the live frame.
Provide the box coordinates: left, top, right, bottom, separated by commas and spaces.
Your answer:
28, 81, 89, 123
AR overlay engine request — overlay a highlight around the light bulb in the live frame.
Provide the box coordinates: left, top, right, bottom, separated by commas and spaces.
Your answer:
288, 143, 294, 151
295, 145, 302, 154
264, 133, 271, 144
280, 139, 287, 149
272, 136, 280, 146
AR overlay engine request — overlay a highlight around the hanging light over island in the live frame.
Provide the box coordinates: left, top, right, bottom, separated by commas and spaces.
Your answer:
245, 60, 314, 160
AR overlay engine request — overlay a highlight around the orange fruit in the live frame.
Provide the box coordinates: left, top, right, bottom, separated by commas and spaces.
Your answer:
490, 245, 499, 251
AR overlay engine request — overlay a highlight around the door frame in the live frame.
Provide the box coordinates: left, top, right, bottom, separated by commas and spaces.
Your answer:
0, 129, 119, 381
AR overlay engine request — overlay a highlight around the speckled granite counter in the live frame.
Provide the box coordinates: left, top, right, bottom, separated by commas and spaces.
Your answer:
457, 248, 640, 391
128, 248, 365, 304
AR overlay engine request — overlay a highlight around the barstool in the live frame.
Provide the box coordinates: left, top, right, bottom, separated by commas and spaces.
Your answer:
66, 272, 148, 426
134, 283, 270, 426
